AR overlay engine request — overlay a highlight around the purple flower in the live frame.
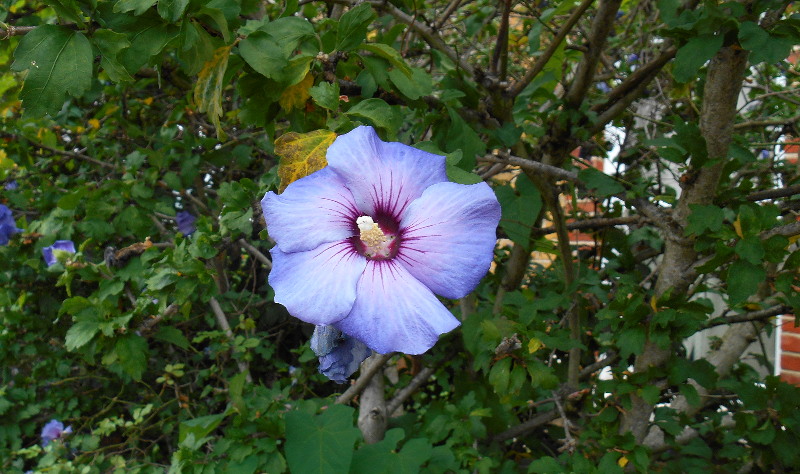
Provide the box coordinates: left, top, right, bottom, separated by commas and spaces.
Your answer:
311, 325, 371, 383
596, 82, 611, 93
41, 419, 72, 447
0, 204, 21, 245
4, 180, 18, 190
42, 240, 76, 267
262, 126, 500, 355
176, 211, 197, 235
627, 53, 639, 63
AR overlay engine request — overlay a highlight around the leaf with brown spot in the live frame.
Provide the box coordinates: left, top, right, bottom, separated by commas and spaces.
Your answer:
275, 129, 337, 192
193, 45, 231, 140
279, 72, 314, 112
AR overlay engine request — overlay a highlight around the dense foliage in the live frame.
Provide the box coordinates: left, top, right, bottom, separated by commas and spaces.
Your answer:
2, 0, 800, 472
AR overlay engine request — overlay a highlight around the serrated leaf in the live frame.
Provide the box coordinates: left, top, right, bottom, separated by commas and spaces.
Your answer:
11, 25, 93, 117
727, 260, 766, 305
157, 0, 189, 22
274, 129, 337, 192
739, 21, 793, 65
153, 326, 190, 349
359, 43, 411, 77
65, 320, 100, 351
345, 99, 402, 136
239, 31, 288, 79
686, 204, 724, 235
114, 0, 157, 15
578, 167, 625, 197
193, 45, 231, 140
673, 34, 723, 83
279, 72, 313, 112
388, 67, 432, 100
310, 81, 340, 110
262, 16, 316, 56
284, 405, 360, 474
495, 177, 542, 248
93, 29, 134, 82
49, 0, 86, 27
116, 335, 149, 381
336, 3, 376, 52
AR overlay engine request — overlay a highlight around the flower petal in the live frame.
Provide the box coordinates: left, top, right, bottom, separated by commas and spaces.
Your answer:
335, 260, 460, 355
262, 168, 360, 253
397, 182, 500, 299
269, 241, 366, 325
326, 126, 447, 218
311, 326, 372, 383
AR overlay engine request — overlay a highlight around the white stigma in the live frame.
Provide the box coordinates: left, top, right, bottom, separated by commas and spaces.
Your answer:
356, 215, 376, 232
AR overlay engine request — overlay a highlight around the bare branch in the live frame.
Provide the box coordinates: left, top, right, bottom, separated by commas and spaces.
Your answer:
335, 352, 395, 405
237, 238, 272, 269
209, 297, 253, 384
703, 305, 791, 329
386, 365, 437, 415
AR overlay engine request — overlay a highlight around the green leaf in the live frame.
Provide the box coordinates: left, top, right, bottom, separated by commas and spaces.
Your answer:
336, 3, 376, 52
49, 0, 86, 27
118, 19, 179, 73
488, 357, 511, 394
443, 107, 486, 170
262, 16, 316, 56
578, 167, 625, 197
359, 43, 412, 77
153, 326, 190, 349
727, 260, 766, 305
388, 67, 432, 100
93, 29, 134, 82
734, 235, 765, 265
239, 31, 289, 79
673, 34, 723, 83
495, 177, 542, 248
193, 45, 232, 140
345, 99, 402, 136
114, 0, 157, 15
739, 21, 793, 64
686, 204, 724, 235
284, 405, 360, 474
158, 0, 190, 22
617, 326, 646, 359
65, 320, 100, 351
115, 335, 149, 381
310, 81, 341, 110
11, 25, 93, 117
179, 412, 227, 444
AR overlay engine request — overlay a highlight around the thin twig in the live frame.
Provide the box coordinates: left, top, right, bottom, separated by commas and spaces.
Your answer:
32, 142, 116, 169
237, 238, 272, 269
386, 365, 437, 415
703, 305, 791, 329
335, 352, 395, 404
209, 297, 253, 383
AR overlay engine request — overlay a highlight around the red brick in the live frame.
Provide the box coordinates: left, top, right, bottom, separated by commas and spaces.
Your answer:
781, 353, 800, 371
780, 371, 800, 386
782, 333, 800, 353
781, 317, 800, 334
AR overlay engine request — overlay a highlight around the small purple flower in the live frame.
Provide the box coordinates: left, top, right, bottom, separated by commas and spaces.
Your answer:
760, 149, 770, 159
4, 180, 18, 190
310, 325, 371, 383
41, 419, 72, 447
262, 126, 501, 355
596, 82, 611, 93
42, 240, 76, 267
627, 53, 639, 63
0, 204, 21, 245
176, 211, 197, 235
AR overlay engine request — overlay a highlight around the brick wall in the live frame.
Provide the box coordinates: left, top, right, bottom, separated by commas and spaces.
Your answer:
780, 315, 800, 385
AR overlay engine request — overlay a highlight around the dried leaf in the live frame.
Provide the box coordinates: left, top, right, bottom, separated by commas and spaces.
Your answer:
193, 45, 231, 140
279, 72, 314, 112
275, 129, 337, 192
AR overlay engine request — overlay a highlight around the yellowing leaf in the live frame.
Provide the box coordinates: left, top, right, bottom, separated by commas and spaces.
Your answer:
275, 129, 337, 192
650, 295, 658, 312
279, 72, 314, 112
193, 45, 232, 141
142, 97, 154, 106
733, 215, 743, 238
88, 118, 100, 129
618, 456, 629, 468
527, 338, 543, 353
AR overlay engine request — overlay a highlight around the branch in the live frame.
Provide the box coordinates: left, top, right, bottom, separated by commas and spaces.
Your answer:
508, 0, 594, 98
335, 352, 395, 405
209, 296, 253, 383
703, 304, 791, 329
31, 142, 116, 169
532, 215, 645, 236
237, 238, 272, 269
746, 184, 800, 202
357, 354, 387, 443
478, 154, 578, 183
1, 24, 36, 39
386, 365, 437, 415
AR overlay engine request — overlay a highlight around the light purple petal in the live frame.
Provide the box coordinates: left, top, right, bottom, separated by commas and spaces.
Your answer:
42, 240, 77, 267
41, 419, 66, 446
326, 126, 448, 218
262, 168, 360, 253
397, 182, 500, 299
311, 325, 371, 383
335, 260, 460, 355
269, 241, 366, 325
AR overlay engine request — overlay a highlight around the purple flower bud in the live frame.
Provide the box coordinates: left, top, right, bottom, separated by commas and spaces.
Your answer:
0, 204, 21, 245
41, 419, 72, 447
311, 325, 371, 383
176, 211, 197, 235
42, 240, 76, 267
